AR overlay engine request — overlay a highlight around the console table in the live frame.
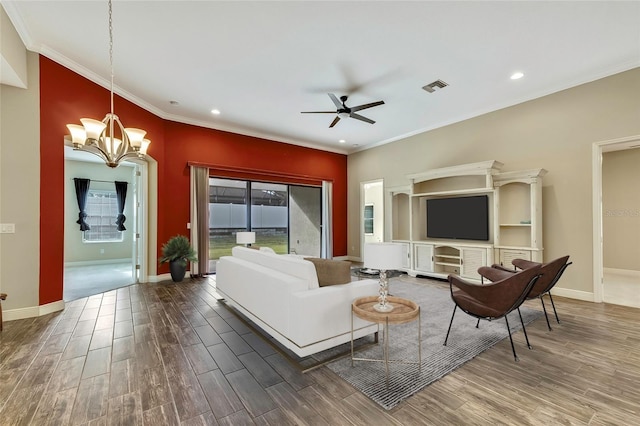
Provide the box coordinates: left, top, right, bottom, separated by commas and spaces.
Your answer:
351, 296, 421, 387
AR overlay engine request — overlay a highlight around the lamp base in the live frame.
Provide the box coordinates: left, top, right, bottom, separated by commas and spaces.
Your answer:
373, 302, 394, 313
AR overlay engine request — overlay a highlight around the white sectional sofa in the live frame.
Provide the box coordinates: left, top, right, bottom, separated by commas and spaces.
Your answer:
216, 246, 380, 358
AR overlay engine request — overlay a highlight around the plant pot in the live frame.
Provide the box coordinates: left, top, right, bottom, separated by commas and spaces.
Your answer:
169, 260, 186, 282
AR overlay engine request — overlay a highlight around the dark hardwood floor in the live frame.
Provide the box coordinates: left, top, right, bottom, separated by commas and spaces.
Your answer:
1, 276, 639, 425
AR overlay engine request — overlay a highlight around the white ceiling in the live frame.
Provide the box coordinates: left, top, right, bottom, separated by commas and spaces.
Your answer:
3, 1, 639, 154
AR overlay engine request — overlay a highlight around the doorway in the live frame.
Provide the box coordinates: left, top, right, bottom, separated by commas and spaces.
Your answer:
361, 179, 384, 258
63, 148, 147, 300
592, 135, 640, 308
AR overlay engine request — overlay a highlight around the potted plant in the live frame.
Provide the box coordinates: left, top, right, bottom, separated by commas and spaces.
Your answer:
159, 235, 198, 282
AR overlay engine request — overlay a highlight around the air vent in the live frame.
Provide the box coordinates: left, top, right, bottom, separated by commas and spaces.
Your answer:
422, 79, 449, 93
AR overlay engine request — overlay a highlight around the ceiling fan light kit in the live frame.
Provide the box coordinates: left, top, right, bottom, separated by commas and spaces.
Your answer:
301, 93, 385, 128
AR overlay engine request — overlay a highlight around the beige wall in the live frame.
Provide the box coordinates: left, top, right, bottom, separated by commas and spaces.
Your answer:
347, 67, 640, 296
0, 51, 40, 310
602, 149, 640, 271
64, 159, 135, 263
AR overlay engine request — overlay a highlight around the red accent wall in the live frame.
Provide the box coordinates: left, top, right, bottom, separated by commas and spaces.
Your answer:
39, 56, 347, 304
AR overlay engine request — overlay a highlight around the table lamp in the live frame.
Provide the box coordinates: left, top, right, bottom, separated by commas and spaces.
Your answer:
364, 242, 404, 312
236, 231, 256, 247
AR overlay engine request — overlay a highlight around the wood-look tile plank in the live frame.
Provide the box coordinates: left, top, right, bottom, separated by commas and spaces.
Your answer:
89, 328, 114, 350
141, 402, 180, 426
264, 353, 313, 391
69, 373, 110, 424
82, 347, 112, 379
253, 408, 297, 426
181, 411, 220, 426
106, 391, 144, 426
109, 358, 138, 398
241, 333, 277, 358
138, 365, 172, 412
113, 320, 134, 339
219, 330, 253, 356
264, 381, 328, 425
207, 342, 245, 374
183, 343, 218, 375
217, 409, 256, 426
0, 383, 46, 425
194, 324, 223, 346
197, 369, 244, 419
30, 386, 77, 426
61, 335, 92, 360
238, 351, 283, 388
161, 344, 210, 420
112, 335, 135, 363
226, 368, 278, 417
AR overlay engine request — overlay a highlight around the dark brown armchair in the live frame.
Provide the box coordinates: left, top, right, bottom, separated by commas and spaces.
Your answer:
479, 256, 572, 330
443, 265, 541, 361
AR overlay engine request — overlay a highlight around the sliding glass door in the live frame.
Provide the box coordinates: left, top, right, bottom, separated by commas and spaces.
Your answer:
208, 178, 322, 271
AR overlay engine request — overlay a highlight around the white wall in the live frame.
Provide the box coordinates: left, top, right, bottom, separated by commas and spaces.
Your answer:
0, 51, 40, 311
64, 159, 135, 263
602, 149, 640, 271
347, 68, 640, 297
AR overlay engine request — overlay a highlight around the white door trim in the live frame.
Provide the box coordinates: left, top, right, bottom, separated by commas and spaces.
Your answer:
592, 134, 640, 303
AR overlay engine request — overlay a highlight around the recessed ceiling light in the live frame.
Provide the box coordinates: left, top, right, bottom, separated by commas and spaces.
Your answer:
339, 139, 346, 144
510, 72, 524, 80
211, 109, 221, 115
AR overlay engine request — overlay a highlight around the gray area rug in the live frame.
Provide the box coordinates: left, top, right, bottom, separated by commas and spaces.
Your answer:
325, 277, 543, 410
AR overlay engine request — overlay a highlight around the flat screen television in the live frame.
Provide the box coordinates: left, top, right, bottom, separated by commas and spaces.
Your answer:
426, 195, 489, 241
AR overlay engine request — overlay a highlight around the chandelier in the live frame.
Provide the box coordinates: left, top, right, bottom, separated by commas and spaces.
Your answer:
65, 0, 150, 168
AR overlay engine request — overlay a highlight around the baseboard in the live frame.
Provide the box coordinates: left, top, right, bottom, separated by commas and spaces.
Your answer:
65, 258, 131, 267
147, 272, 192, 283
603, 267, 640, 278
551, 287, 595, 302
4, 299, 65, 321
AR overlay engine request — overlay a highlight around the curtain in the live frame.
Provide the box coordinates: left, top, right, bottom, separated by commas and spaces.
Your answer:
190, 166, 210, 276
73, 178, 91, 231
114, 181, 128, 231
321, 180, 333, 259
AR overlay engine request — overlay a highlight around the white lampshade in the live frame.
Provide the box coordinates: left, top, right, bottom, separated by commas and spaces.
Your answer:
66, 124, 87, 146
80, 118, 107, 140
125, 128, 146, 148
364, 242, 404, 271
236, 231, 256, 245
140, 139, 151, 155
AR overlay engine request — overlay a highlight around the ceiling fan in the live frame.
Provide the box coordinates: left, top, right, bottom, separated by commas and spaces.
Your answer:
301, 93, 384, 128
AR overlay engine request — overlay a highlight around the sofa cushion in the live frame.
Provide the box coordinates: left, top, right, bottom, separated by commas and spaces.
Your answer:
304, 257, 352, 287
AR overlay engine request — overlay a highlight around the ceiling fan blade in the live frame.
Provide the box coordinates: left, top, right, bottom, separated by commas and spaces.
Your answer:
329, 116, 341, 128
350, 100, 385, 112
328, 93, 343, 109
301, 111, 336, 114
349, 113, 375, 124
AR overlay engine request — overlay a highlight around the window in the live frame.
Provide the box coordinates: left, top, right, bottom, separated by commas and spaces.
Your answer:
364, 204, 374, 235
83, 190, 123, 242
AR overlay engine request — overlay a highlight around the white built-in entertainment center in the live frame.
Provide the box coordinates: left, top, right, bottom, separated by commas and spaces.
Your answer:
387, 160, 546, 282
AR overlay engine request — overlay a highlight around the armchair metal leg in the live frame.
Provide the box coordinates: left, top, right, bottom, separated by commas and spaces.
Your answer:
504, 315, 518, 362
517, 308, 532, 349
548, 293, 561, 324
475, 319, 480, 328
443, 306, 457, 346
540, 297, 552, 331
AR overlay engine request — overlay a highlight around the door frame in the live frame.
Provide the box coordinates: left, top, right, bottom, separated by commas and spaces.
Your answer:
592, 134, 640, 303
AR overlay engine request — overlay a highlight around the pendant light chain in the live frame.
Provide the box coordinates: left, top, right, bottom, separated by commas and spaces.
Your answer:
108, 0, 114, 115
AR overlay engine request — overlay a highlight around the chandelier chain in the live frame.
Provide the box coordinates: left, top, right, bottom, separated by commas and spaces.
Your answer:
108, 0, 114, 114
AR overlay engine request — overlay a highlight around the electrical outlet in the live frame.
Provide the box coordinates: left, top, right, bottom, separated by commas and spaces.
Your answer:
0, 223, 15, 233
100, 249, 105, 254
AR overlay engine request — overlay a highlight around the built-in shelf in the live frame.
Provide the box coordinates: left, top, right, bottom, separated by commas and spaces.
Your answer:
386, 161, 546, 279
